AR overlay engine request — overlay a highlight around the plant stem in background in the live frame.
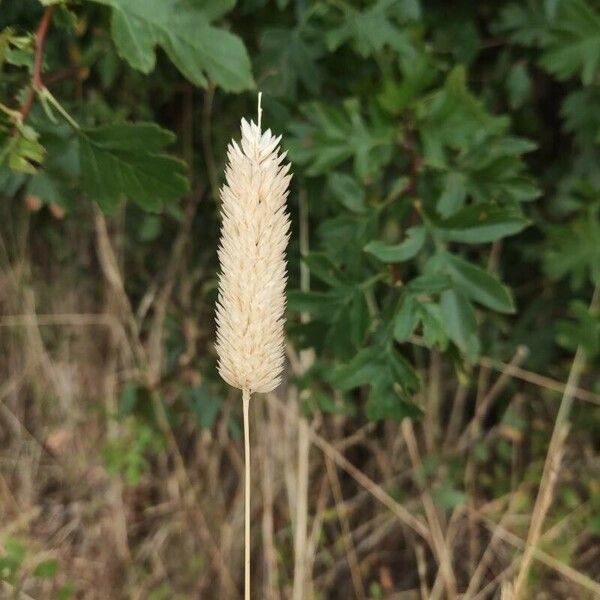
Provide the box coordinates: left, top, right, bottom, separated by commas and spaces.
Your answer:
19, 5, 55, 122
512, 284, 600, 598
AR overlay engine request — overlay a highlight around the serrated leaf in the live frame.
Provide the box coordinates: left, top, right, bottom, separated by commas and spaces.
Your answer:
78, 122, 189, 212
327, 0, 417, 58
0, 121, 45, 174
287, 100, 394, 182
538, 0, 600, 85
443, 253, 516, 313
365, 226, 426, 263
438, 204, 529, 244
259, 25, 323, 99
91, 0, 254, 92
418, 66, 507, 167
544, 214, 600, 287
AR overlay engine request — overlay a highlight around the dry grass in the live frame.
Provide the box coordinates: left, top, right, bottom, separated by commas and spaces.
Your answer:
1, 206, 600, 599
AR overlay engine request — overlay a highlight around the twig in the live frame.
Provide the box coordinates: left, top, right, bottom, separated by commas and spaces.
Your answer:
472, 507, 600, 597
402, 419, 457, 599
19, 6, 55, 122
324, 455, 367, 600
415, 543, 430, 600
267, 394, 431, 542
260, 403, 280, 600
409, 334, 600, 406
292, 187, 313, 600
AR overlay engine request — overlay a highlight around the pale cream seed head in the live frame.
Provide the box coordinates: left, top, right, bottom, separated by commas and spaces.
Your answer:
215, 116, 292, 393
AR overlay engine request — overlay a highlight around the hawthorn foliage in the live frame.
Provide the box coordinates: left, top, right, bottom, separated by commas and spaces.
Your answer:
0, 0, 599, 424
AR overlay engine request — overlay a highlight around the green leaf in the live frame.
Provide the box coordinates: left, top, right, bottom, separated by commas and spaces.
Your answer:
288, 284, 370, 358
0, 121, 45, 174
288, 290, 345, 320
437, 171, 467, 217
440, 289, 480, 359
331, 346, 384, 391
556, 300, 600, 358
327, 172, 367, 214
287, 100, 394, 182
190, 0, 236, 21
327, 0, 418, 58
506, 62, 532, 109
405, 273, 452, 294
56, 585, 74, 600
418, 66, 507, 167
259, 25, 323, 99
182, 386, 223, 430
538, 0, 600, 85
331, 344, 422, 421
437, 204, 529, 244
91, 0, 254, 92
443, 253, 516, 313
366, 373, 423, 421
78, 122, 189, 212
419, 303, 448, 349
394, 297, 419, 342
365, 226, 426, 263
302, 253, 347, 287
544, 212, 600, 287
378, 52, 437, 115
433, 485, 466, 509
33, 559, 59, 579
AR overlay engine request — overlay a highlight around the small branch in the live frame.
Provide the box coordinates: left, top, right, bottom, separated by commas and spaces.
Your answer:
402, 419, 457, 599
324, 455, 367, 600
19, 5, 56, 122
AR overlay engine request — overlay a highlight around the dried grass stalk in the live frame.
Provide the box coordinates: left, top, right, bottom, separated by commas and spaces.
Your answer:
215, 95, 291, 600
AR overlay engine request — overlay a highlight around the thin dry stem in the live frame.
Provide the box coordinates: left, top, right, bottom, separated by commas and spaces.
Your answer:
243, 388, 251, 600
512, 284, 600, 598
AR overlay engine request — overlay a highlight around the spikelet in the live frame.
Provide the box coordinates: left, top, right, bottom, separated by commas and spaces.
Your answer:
215, 104, 292, 394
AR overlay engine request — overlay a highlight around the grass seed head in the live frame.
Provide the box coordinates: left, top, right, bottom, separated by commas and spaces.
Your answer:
215, 108, 292, 394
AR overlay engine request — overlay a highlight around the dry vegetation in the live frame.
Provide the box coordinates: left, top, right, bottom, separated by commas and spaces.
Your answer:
1, 204, 599, 599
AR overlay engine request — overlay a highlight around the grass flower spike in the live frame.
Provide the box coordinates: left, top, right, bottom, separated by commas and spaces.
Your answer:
215, 94, 291, 600
215, 96, 292, 395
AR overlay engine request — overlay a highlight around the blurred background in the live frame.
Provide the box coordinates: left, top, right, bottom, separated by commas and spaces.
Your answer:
1, 0, 600, 598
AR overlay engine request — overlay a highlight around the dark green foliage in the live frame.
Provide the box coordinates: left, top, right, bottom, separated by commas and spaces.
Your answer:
0, 0, 599, 426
